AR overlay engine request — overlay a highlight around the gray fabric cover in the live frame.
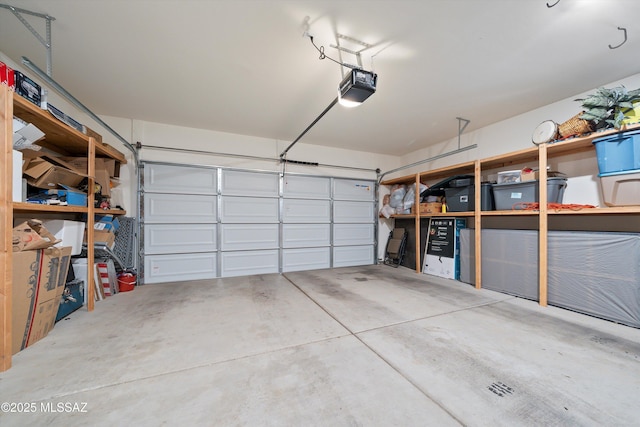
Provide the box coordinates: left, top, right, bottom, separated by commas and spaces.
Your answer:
459, 228, 640, 328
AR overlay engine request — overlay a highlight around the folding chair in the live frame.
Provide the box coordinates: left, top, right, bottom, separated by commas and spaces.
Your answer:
384, 228, 408, 267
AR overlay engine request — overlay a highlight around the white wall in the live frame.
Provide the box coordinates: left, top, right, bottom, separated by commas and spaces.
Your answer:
386, 72, 640, 207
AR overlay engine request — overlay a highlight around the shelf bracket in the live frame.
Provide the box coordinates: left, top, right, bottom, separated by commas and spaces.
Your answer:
0, 4, 55, 76
457, 117, 470, 150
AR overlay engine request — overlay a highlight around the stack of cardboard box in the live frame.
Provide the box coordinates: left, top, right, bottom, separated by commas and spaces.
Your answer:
12, 220, 72, 354
83, 214, 120, 249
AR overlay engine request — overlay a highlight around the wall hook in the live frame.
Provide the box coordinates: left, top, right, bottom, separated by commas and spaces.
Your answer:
546, 0, 560, 8
609, 27, 627, 49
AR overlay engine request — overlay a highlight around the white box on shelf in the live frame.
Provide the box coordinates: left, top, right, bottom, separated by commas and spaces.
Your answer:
43, 220, 86, 256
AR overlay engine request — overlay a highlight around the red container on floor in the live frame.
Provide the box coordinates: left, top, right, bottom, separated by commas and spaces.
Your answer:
117, 272, 136, 292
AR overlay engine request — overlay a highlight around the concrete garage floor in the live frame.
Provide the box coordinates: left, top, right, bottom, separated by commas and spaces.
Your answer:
1, 265, 639, 426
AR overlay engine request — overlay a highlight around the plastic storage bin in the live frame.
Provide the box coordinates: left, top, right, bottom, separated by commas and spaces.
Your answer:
420, 174, 474, 199
492, 178, 567, 210
599, 168, 640, 206
445, 183, 494, 211
592, 129, 640, 174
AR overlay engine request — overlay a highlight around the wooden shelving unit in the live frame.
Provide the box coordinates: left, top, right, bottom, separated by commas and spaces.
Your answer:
1, 86, 127, 371
381, 124, 640, 305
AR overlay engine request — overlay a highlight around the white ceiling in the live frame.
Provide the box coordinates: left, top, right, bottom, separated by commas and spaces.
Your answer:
1, 0, 639, 157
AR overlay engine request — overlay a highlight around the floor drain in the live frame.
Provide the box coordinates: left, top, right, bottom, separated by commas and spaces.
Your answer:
488, 381, 514, 397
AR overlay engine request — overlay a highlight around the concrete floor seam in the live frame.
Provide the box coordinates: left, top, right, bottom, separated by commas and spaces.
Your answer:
36, 334, 353, 402
351, 296, 519, 335
282, 273, 356, 335
282, 273, 466, 426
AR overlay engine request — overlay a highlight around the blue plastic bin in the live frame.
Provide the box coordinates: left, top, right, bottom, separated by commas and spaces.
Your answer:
592, 129, 640, 174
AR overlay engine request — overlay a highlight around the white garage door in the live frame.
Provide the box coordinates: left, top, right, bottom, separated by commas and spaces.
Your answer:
141, 162, 376, 283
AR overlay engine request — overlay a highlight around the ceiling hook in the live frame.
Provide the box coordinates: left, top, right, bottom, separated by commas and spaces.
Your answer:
546, 0, 560, 8
609, 27, 627, 49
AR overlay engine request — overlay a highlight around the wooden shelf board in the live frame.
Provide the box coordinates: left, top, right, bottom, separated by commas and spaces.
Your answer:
480, 210, 540, 216
547, 206, 640, 215
389, 211, 476, 219
12, 202, 88, 214
13, 95, 126, 163
389, 214, 415, 219
13, 203, 126, 216
545, 123, 640, 158
420, 212, 475, 218
478, 207, 640, 216
380, 174, 416, 186
98, 208, 127, 216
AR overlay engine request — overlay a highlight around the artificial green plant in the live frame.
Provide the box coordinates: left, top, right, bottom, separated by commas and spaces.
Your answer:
576, 86, 640, 130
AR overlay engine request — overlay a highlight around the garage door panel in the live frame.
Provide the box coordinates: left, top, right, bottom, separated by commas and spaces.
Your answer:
220, 196, 279, 223
283, 224, 330, 248
283, 175, 330, 199
220, 250, 279, 277
221, 170, 279, 197
145, 224, 217, 254
333, 179, 375, 201
220, 224, 279, 250
283, 199, 331, 223
145, 193, 217, 223
144, 253, 217, 284
333, 245, 374, 268
334, 223, 375, 246
333, 201, 374, 223
283, 247, 331, 272
144, 163, 217, 195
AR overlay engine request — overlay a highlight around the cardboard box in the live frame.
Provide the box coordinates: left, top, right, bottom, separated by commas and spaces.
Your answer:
12, 246, 72, 354
103, 158, 120, 178
520, 168, 537, 182
1, 61, 15, 89
22, 155, 87, 189
12, 219, 61, 252
84, 229, 116, 249
60, 157, 115, 195
94, 214, 120, 232
13, 121, 45, 149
